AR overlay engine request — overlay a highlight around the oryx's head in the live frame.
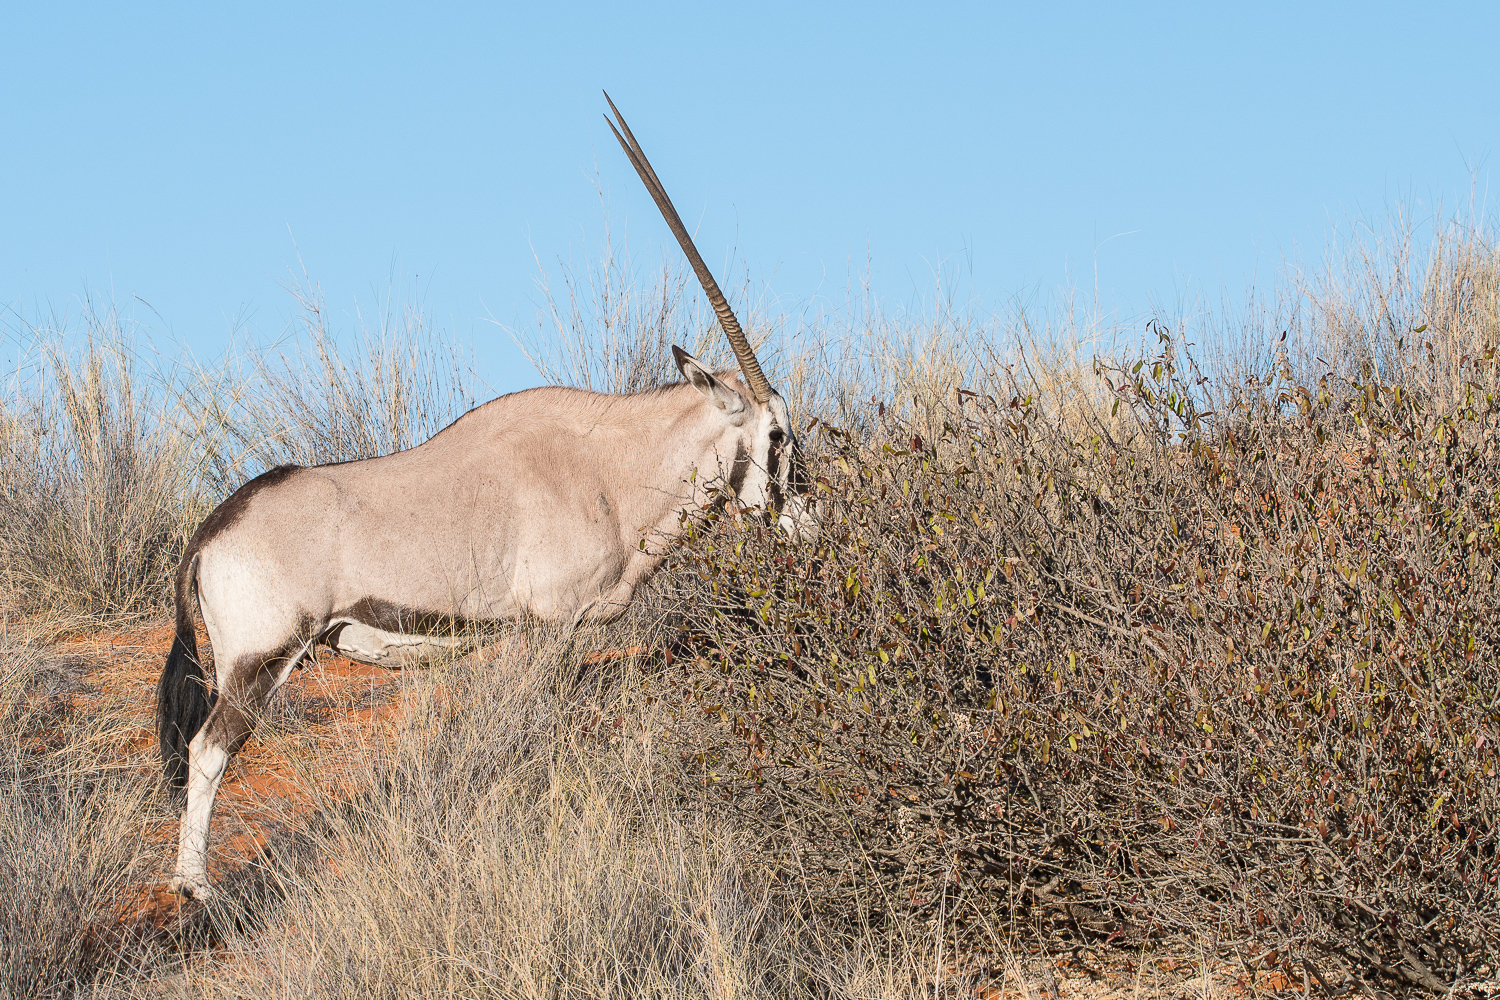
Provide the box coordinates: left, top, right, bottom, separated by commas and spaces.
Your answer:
669, 344, 811, 537
607, 94, 814, 539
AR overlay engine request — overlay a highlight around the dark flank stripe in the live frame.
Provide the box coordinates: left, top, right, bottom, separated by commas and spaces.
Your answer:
334, 596, 472, 635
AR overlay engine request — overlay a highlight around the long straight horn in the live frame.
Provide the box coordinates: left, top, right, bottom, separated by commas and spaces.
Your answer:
603, 92, 772, 404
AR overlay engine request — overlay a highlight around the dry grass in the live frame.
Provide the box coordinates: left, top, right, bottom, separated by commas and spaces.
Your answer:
0, 286, 477, 626
0, 310, 204, 623
173, 633, 941, 1000
1202, 209, 1500, 410
517, 223, 1122, 449
0, 623, 172, 998
1295, 211, 1500, 400
1, 209, 1497, 996
181, 277, 479, 478
519, 217, 744, 394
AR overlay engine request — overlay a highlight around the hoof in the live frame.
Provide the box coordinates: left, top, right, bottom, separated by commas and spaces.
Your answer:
169, 874, 216, 902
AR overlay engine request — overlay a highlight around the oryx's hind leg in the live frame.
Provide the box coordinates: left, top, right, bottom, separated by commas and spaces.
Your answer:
170, 636, 313, 901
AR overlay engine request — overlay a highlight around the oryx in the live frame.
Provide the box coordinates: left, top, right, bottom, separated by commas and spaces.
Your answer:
157, 95, 808, 900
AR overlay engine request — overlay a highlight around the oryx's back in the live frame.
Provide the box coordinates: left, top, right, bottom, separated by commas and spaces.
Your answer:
191, 382, 729, 628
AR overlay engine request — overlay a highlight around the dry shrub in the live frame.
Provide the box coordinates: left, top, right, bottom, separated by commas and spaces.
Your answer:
657, 326, 1500, 991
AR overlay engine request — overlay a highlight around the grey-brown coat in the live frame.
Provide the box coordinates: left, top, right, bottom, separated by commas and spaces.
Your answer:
158, 93, 806, 901
157, 353, 805, 899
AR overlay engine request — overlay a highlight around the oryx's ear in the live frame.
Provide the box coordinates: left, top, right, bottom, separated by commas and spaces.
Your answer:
673, 345, 747, 422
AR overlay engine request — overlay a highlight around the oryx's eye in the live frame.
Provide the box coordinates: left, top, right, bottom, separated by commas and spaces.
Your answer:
768, 428, 785, 447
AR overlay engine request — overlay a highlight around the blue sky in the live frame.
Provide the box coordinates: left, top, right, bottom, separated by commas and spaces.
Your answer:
4, 2, 1496, 393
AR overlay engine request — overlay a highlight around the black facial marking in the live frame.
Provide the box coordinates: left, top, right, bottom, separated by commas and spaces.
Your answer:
727, 440, 752, 496
787, 439, 811, 496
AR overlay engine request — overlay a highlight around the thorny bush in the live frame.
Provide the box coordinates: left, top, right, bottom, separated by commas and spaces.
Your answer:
657, 328, 1500, 993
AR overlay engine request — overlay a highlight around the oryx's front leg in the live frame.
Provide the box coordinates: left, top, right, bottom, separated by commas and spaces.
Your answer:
170, 641, 309, 901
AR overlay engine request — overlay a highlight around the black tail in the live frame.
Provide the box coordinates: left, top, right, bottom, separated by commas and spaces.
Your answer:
157, 551, 211, 788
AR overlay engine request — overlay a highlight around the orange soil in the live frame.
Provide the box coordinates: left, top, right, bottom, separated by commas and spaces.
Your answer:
53, 620, 426, 928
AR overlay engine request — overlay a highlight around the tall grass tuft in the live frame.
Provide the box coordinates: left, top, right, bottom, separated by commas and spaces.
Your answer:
1298, 212, 1500, 400
518, 222, 749, 395
0, 288, 477, 624
1208, 211, 1500, 407
0, 306, 202, 622
183, 279, 478, 484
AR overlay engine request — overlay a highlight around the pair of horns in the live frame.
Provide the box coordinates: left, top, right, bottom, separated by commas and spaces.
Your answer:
603, 92, 772, 405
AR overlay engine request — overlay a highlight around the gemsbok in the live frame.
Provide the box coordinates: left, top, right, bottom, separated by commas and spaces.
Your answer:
157, 94, 808, 900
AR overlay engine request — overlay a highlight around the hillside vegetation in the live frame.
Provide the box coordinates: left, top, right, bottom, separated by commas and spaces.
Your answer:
1, 217, 1497, 997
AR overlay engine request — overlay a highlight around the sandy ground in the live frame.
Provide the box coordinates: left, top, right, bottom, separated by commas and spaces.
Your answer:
48, 621, 422, 931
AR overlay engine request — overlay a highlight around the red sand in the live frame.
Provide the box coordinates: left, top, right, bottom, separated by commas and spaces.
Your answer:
53, 620, 421, 927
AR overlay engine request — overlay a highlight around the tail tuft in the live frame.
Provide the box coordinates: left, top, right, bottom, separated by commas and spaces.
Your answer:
157, 553, 211, 788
